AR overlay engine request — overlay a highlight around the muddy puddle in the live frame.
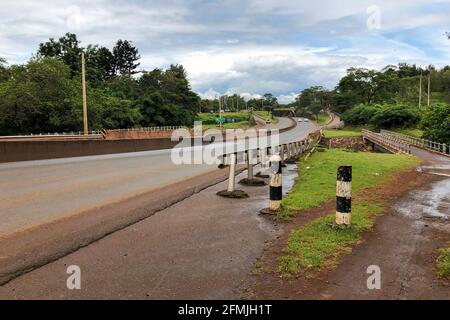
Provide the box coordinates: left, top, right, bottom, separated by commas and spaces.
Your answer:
396, 161, 450, 221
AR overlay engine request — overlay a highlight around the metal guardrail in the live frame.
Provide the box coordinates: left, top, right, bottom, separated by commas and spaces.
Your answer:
362, 129, 411, 154
380, 130, 449, 156
0, 132, 103, 141
220, 130, 319, 166
106, 126, 184, 133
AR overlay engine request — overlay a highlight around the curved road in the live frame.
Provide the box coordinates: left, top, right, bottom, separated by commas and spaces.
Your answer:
0, 118, 316, 236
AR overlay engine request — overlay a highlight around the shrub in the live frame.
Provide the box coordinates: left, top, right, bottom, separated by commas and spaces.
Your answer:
342, 103, 380, 125
371, 104, 420, 129
420, 103, 450, 144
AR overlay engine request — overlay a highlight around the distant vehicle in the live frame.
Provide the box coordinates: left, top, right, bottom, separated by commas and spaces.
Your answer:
304, 118, 309, 122
297, 118, 304, 122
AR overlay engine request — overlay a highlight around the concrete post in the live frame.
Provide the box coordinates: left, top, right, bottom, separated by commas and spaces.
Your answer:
260, 154, 282, 215
217, 153, 249, 198
247, 150, 253, 179
336, 166, 352, 226
227, 153, 237, 192
239, 149, 266, 186
286, 143, 291, 159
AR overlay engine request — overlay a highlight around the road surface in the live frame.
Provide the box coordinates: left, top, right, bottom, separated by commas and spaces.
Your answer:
0, 118, 315, 237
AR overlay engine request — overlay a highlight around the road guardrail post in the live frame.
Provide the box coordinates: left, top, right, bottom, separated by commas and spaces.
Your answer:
217, 153, 249, 198
239, 149, 266, 186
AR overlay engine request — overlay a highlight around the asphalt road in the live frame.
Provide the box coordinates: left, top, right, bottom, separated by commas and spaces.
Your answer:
0, 118, 316, 237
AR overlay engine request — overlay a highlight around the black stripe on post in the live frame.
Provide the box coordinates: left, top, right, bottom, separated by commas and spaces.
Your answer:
337, 166, 352, 182
336, 196, 351, 213
270, 186, 282, 201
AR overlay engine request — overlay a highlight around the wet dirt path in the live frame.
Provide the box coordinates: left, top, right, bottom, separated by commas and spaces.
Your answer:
249, 147, 450, 300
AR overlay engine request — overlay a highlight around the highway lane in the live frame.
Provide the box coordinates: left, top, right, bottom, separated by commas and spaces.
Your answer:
0, 118, 316, 236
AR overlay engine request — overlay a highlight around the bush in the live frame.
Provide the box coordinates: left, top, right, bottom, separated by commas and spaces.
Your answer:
342, 103, 380, 125
371, 104, 420, 129
342, 103, 420, 129
420, 103, 450, 144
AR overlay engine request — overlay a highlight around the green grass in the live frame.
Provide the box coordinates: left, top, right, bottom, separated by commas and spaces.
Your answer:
202, 121, 250, 130
322, 125, 373, 138
436, 245, 450, 279
323, 130, 362, 138
280, 149, 420, 218
254, 111, 273, 121
316, 112, 331, 125
393, 128, 423, 138
197, 112, 251, 129
277, 148, 421, 275
279, 201, 382, 275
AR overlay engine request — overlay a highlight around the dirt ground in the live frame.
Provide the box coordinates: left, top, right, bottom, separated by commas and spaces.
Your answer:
246, 148, 450, 300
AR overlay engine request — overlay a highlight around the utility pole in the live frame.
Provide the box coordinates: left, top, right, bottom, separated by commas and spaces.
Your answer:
237, 96, 239, 112
219, 96, 223, 128
418, 70, 423, 109
427, 72, 431, 108
81, 53, 88, 135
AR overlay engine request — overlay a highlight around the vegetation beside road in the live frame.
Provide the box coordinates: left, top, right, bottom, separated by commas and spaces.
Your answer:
254, 111, 273, 122
279, 201, 382, 275
316, 112, 331, 125
280, 149, 420, 217
323, 129, 362, 138
277, 149, 421, 275
197, 112, 252, 130
436, 245, 450, 279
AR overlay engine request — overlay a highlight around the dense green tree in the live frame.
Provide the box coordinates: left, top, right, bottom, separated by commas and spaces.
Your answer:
342, 104, 380, 125
420, 103, 450, 144
37, 33, 83, 77
0, 57, 80, 135
113, 40, 140, 75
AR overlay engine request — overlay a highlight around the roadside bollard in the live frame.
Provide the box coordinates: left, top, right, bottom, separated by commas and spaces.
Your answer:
217, 153, 249, 198
335, 166, 352, 226
260, 154, 282, 215
239, 149, 266, 186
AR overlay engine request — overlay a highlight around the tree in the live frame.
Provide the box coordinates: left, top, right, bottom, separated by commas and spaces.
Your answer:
263, 93, 278, 107
85, 45, 116, 83
113, 40, 140, 75
0, 57, 80, 135
421, 103, 450, 144
37, 33, 83, 77
370, 104, 420, 129
0, 57, 8, 82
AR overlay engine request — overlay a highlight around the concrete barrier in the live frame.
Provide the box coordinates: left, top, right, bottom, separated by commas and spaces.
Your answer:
0, 138, 179, 163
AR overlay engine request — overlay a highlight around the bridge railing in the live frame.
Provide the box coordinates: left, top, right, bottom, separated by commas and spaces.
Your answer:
380, 130, 449, 156
106, 126, 184, 132
0, 131, 103, 141
362, 129, 411, 154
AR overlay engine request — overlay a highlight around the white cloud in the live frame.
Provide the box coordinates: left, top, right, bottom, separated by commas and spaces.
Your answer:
0, 0, 449, 101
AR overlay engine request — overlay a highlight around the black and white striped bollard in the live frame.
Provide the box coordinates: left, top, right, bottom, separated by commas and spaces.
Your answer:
336, 166, 352, 226
260, 154, 282, 214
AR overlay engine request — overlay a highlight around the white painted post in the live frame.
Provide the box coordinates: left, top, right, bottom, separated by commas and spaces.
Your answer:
227, 153, 237, 192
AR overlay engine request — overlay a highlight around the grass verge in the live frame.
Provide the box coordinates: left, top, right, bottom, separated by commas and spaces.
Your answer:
279, 201, 382, 275
277, 148, 421, 275
436, 245, 450, 279
280, 149, 420, 218
393, 127, 423, 138
323, 130, 362, 138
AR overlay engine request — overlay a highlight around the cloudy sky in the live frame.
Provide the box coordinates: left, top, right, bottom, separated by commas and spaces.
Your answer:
1, 0, 450, 103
